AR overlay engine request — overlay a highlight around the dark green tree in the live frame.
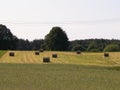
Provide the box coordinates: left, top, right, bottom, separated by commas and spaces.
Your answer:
43, 27, 69, 51
72, 44, 85, 51
0, 24, 18, 50
31, 39, 44, 50
17, 39, 44, 50
87, 41, 98, 52
104, 44, 120, 52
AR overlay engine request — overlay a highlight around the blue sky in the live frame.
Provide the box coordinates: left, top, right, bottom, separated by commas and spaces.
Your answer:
0, 0, 120, 40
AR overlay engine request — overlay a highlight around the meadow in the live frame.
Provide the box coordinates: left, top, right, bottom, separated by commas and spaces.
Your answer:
0, 51, 6, 58
0, 51, 120, 90
0, 64, 120, 90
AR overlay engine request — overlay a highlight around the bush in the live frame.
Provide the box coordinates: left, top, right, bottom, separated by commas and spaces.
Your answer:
104, 44, 120, 52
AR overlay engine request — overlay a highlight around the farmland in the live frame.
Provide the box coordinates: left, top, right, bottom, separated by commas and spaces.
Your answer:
0, 51, 120, 90
0, 64, 120, 90
0, 51, 6, 58
1, 51, 120, 66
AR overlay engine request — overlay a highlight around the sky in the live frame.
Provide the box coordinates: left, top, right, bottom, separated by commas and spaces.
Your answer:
0, 0, 120, 41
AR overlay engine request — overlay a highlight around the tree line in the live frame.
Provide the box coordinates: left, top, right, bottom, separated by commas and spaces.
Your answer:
0, 24, 120, 52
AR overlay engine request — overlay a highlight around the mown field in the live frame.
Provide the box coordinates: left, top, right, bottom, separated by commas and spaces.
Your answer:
0, 51, 120, 90
1, 51, 120, 66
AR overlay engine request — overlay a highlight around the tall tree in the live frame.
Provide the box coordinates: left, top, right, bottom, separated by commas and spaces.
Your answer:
43, 27, 69, 51
104, 44, 120, 52
17, 39, 44, 50
31, 39, 44, 50
17, 39, 31, 50
0, 24, 18, 50
87, 41, 98, 51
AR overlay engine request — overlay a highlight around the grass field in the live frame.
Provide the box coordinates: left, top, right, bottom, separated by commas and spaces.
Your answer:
1, 51, 120, 66
0, 51, 6, 58
0, 64, 120, 90
0, 51, 120, 90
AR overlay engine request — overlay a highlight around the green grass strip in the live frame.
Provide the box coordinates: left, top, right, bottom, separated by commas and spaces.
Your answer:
0, 51, 7, 58
0, 64, 120, 90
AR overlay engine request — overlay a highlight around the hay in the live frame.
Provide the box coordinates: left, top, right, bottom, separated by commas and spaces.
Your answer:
39, 49, 44, 52
104, 53, 109, 57
76, 50, 81, 54
35, 51, 39, 55
52, 54, 58, 58
9, 52, 15, 56
43, 57, 50, 62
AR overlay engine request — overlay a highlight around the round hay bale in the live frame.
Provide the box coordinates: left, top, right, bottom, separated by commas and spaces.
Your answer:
39, 49, 44, 52
104, 53, 109, 57
76, 50, 81, 54
43, 57, 50, 62
52, 54, 58, 58
35, 51, 39, 55
9, 52, 15, 56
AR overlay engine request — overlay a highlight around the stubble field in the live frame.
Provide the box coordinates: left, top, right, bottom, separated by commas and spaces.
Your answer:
1, 51, 120, 66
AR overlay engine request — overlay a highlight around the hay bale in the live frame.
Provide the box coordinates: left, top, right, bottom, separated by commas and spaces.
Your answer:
52, 54, 58, 58
43, 57, 50, 62
76, 50, 81, 54
35, 51, 39, 55
9, 52, 15, 56
104, 53, 109, 57
39, 49, 44, 52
